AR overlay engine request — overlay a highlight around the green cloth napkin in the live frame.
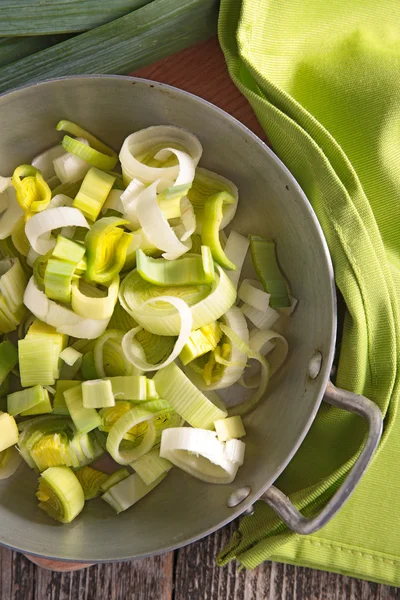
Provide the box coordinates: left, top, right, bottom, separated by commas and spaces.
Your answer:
217, 0, 400, 585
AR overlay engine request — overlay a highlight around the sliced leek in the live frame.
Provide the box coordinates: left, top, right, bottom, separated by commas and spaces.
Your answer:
248, 329, 288, 376
73, 168, 116, 221
106, 405, 159, 464
0, 340, 18, 384
201, 192, 237, 270
238, 279, 270, 312
64, 384, 102, 434
180, 321, 221, 366
214, 416, 246, 441
0, 446, 22, 480
85, 217, 132, 284
136, 247, 214, 286
12, 165, 51, 219
241, 302, 280, 330
0, 411, 18, 451
25, 206, 89, 255
94, 329, 135, 378
56, 120, 118, 170
100, 467, 130, 493
249, 236, 290, 308
223, 231, 249, 288
102, 472, 166, 514
71, 276, 119, 320
109, 376, 147, 401
131, 446, 172, 485
59, 347, 82, 367
53, 380, 79, 415
37, 466, 85, 523
74, 466, 108, 500
82, 379, 115, 409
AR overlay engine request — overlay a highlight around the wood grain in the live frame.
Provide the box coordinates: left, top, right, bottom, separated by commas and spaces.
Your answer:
2, 36, 400, 599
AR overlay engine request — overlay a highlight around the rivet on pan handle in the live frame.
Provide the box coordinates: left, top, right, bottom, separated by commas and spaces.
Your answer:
259, 381, 383, 535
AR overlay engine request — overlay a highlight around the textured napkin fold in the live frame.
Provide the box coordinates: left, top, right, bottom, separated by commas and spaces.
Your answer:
217, 0, 400, 585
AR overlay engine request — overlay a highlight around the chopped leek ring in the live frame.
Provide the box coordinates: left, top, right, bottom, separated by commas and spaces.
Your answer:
64, 384, 101, 434
120, 178, 146, 230
122, 296, 192, 373
37, 466, 85, 523
0, 411, 18, 451
106, 405, 159, 464
72, 275, 119, 320
85, 216, 132, 284
0, 340, 18, 384
11, 216, 30, 256
44, 258, 76, 303
26, 319, 67, 380
0, 446, 22, 480
74, 466, 108, 500
0, 257, 28, 316
59, 347, 82, 367
249, 236, 290, 308
100, 467, 130, 493
238, 279, 270, 312
20, 389, 52, 416
52, 235, 85, 264
12, 164, 51, 219
62, 135, 118, 172
119, 264, 235, 336
119, 125, 202, 184
153, 362, 226, 429
24, 276, 110, 339
109, 376, 147, 401
53, 152, 90, 186
73, 168, 116, 221
154, 147, 195, 186
32, 144, 65, 181
0, 186, 24, 240
131, 446, 172, 485
53, 380, 79, 415
201, 192, 236, 270
241, 302, 280, 330
102, 472, 166, 514
180, 321, 222, 366
223, 231, 249, 288
94, 329, 136, 378
7, 385, 49, 416
56, 120, 118, 167
160, 428, 244, 484
136, 247, 214, 286
248, 329, 288, 377
214, 416, 246, 441
25, 206, 89, 255
82, 379, 115, 408
18, 336, 57, 386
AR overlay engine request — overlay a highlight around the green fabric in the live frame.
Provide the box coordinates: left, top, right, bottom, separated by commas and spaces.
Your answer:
218, 0, 400, 585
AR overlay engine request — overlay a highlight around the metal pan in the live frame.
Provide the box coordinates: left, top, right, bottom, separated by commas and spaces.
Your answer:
0, 76, 382, 562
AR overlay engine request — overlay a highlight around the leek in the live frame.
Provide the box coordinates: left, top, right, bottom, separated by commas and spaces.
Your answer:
18, 336, 57, 386
102, 472, 166, 514
201, 192, 236, 270
109, 376, 147, 401
238, 279, 271, 312
64, 384, 102, 434
187, 168, 238, 233
53, 380, 80, 415
94, 329, 135, 378
59, 347, 82, 367
7, 385, 49, 416
37, 466, 85, 523
249, 236, 290, 308
82, 379, 115, 408
0, 411, 18, 452
20, 389, 52, 416
222, 231, 249, 289
214, 416, 246, 442
136, 247, 214, 286
74, 466, 108, 500
179, 321, 221, 366
44, 258, 76, 303
25, 206, 89, 255
85, 217, 132, 284
0, 341, 18, 385
81, 351, 99, 380
100, 467, 130, 493
12, 165, 51, 219
11, 217, 30, 256
73, 168, 116, 221
57, 120, 118, 165
52, 235, 85, 264
241, 302, 280, 330
71, 275, 119, 320
146, 378, 159, 400
0, 446, 22, 480
131, 446, 172, 485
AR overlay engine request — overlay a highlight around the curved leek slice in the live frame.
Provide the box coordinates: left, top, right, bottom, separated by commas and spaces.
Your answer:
11, 216, 30, 256
25, 207, 89, 255
0, 257, 28, 313
24, 276, 110, 339
119, 125, 202, 184
153, 362, 226, 429
71, 275, 119, 320
94, 329, 136, 378
188, 167, 238, 233
12, 165, 51, 219
122, 296, 192, 372
102, 472, 166, 514
180, 321, 221, 366
44, 258, 76, 303
0, 187, 24, 239
131, 446, 172, 485
0, 446, 21, 480
241, 302, 280, 330
120, 178, 146, 230
56, 120, 118, 168
238, 279, 271, 312
106, 406, 159, 464
135, 180, 191, 261
123, 228, 159, 271
62, 135, 118, 171
85, 216, 132, 284
160, 428, 245, 484
53, 150, 90, 185
108, 300, 138, 332
119, 265, 235, 336
36, 466, 85, 523
136, 247, 214, 286
201, 192, 236, 270
154, 147, 195, 186
74, 466, 108, 500
219, 324, 270, 417
249, 235, 290, 308
0, 411, 19, 451
248, 329, 288, 377
279, 295, 298, 317
224, 231, 250, 288
214, 416, 246, 441
32, 144, 65, 181
73, 168, 116, 221
102, 189, 123, 214
100, 467, 130, 493
33, 250, 52, 287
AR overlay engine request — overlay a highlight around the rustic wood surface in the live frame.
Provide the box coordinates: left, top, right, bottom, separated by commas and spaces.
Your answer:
1, 36, 398, 599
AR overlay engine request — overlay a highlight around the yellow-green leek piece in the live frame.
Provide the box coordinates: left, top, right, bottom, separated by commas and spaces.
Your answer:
71, 275, 119, 320
0, 411, 18, 452
249, 235, 290, 308
82, 379, 115, 409
0, 340, 18, 385
11, 216, 30, 256
108, 376, 147, 401
0, 257, 28, 316
18, 337, 57, 386
74, 466, 108, 500
59, 347, 82, 367
25, 319, 67, 381
33, 249, 53, 287
130, 446, 172, 486
44, 258, 76, 304
136, 246, 215, 286
36, 466, 85, 523
53, 380, 80, 415
64, 383, 101, 434
100, 467, 130, 493
12, 164, 51, 219
85, 216, 132, 284
201, 192, 236, 270
179, 321, 221, 366
7, 385, 49, 416
52, 235, 85, 264
20, 388, 52, 416
101, 472, 166, 514
0, 446, 21, 480
81, 351, 99, 380
57, 120, 118, 170
73, 167, 116, 221
214, 416, 246, 442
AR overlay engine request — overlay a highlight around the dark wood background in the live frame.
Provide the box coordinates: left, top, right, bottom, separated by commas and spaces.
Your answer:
1, 38, 399, 600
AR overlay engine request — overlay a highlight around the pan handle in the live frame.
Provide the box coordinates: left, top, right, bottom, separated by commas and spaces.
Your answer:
259, 381, 383, 534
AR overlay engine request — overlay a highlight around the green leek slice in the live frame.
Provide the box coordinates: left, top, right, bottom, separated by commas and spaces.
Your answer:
85, 216, 132, 284
37, 466, 85, 523
131, 446, 172, 485
73, 168, 116, 221
249, 235, 290, 308
44, 258, 76, 303
0, 340, 18, 385
102, 472, 166, 514
18, 337, 57, 386
52, 235, 85, 263
57, 120, 118, 170
11, 216, 30, 256
214, 416, 246, 442
53, 380, 80, 415
201, 192, 236, 270
64, 384, 101, 434
136, 247, 215, 286
7, 385, 49, 416
59, 347, 82, 367
82, 379, 115, 408
100, 467, 130, 493
108, 376, 147, 401
94, 329, 135, 378
12, 164, 51, 219
74, 466, 108, 500
71, 275, 119, 319
106, 405, 158, 464
0, 411, 18, 451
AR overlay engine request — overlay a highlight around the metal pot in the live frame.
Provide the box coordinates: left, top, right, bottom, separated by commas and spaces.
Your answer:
0, 76, 382, 562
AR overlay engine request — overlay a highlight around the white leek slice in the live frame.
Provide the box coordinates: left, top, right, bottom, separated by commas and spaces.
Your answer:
154, 147, 195, 186
102, 472, 166, 513
24, 277, 110, 339
241, 303, 280, 330
279, 296, 298, 316
136, 180, 190, 260
0, 187, 24, 240
179, 196, 196, 241
120, 178, 146, 230
122, 296, 192, 372
119, 125, 202, 184
47, 194, 74, 209
188, 167, 238, 233
153, 362, 227, 429
94, 329, 136, 378
119, 265, 236, 336
131, 446, 172, 485
25, 207, 89, 255
0, 176, 11, 194
0, 446, 22, 480
238, 279, 270, 312
223, 231, 249, 288
71, 276, 119, 320
102, 189, 124, 214
160, 428, 245, 484
106, 405, 160, 464
248, 328, 275, 356
32, 144, 65, 181
248, 329, 288, 376
53, 138, 91, 184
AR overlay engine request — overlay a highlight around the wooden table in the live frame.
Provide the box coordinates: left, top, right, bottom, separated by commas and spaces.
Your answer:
1, 37, 399, 600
